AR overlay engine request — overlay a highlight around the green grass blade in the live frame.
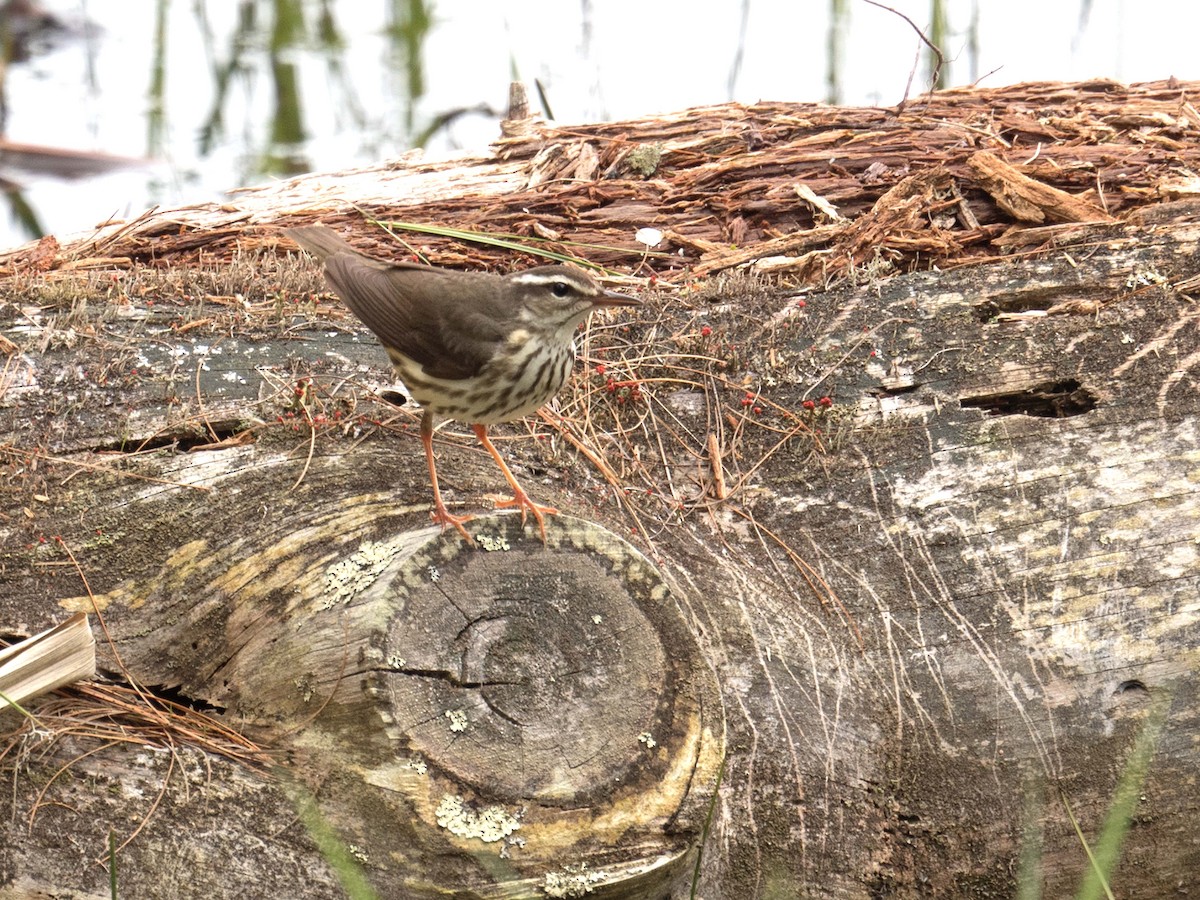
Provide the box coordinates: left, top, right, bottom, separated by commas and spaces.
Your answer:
0, 688, 37, 722
1072, 690, 1171, 900
282, 771, 380, 900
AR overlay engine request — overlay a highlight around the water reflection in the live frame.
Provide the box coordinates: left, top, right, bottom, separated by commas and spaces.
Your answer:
0, 0, 1185, 249
0, 0, 462, 246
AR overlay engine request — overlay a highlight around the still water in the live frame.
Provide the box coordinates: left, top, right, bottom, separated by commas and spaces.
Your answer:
0, 0, 1194, 250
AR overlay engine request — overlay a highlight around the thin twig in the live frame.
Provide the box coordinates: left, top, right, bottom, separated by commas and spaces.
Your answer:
0, 445, 213, 492
861, 0, 945, 109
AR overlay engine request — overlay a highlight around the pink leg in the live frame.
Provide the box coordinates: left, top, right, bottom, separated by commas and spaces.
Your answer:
471, 424, 558, 544
421, 410, 473, 541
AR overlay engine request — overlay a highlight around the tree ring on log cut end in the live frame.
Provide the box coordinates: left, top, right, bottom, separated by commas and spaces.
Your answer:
355, 514, 724, 887
319, 513, 724, 897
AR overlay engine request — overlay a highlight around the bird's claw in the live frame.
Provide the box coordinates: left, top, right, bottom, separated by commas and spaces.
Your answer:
431, 505, 474, 543
493, 492, 558, 544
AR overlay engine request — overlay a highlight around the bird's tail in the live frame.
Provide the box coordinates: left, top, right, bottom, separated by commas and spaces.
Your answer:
284, 224, 357, 262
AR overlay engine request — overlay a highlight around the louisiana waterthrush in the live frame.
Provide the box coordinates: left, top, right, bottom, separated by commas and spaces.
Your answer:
286, 224, 640, 542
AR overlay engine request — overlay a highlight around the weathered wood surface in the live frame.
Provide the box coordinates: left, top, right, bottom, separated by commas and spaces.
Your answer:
2, 81, 1199, 898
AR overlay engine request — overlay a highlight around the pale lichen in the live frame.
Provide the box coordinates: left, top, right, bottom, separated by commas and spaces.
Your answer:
399, 755, 427, 775
543, 863, 605, 898
475, 532, 510, 552
625, 144, 663, 177
434, 794, 520, 843
322, 540, 395, 608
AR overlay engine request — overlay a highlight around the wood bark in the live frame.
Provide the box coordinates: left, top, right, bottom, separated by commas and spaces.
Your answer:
1, 80, 1198, 898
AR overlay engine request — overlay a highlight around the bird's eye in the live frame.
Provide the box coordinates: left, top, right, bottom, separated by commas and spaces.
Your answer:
550, 281, 570, 298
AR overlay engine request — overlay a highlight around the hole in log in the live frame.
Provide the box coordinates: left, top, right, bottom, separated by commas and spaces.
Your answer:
974, 288, 1106, 320
142, 682, 226, 713
871, 382, 920, 397
975, 295, 1057, 319
93, 420, 251, 454
377, 387, 414, 408
959, 379, 1097, 418
1114, 679, 1149, 696
94, 670, 227, 713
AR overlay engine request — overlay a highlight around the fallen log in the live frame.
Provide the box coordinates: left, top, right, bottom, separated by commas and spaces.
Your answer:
1, 79, 1198, 898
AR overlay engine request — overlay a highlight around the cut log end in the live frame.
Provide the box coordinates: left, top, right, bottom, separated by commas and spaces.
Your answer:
310, 514, 725, 896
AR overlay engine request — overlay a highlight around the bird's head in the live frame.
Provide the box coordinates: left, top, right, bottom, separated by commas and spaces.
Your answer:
507, 267, 639, 335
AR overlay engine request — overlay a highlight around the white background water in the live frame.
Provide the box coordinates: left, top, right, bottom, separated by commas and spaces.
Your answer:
1, 0, 1194, 249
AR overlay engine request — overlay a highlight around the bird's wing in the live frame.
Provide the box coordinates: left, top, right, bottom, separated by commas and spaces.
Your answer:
323, 254, 509, 381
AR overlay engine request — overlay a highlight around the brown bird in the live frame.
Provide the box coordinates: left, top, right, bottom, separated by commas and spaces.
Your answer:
286, 224, 640, 542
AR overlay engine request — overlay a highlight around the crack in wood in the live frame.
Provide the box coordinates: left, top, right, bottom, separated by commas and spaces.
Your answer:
959, 378, 1097, 418
87, 419, 251, 454
383, 665, 521, 690
94, 673, 227, 713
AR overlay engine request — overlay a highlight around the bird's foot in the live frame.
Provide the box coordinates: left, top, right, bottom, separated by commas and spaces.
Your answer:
493, 491, 558, 544
431, 504, 474, 543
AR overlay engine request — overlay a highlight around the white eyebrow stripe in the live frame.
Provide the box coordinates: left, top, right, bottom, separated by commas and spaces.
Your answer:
510, 272, 592, 290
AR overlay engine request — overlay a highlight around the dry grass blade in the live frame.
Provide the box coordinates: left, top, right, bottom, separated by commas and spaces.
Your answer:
0, 613, 95, 712
0, 444, 214, 492
732, 507, 864, 651
532, 279, 857, 632
291, 382, 319, 490
537, 407, 654, 544
374, 219, 661, 273
0, 537, 277, 865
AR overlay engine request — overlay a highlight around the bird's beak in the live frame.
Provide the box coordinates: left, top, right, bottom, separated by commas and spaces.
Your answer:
593, 288, 641, 308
